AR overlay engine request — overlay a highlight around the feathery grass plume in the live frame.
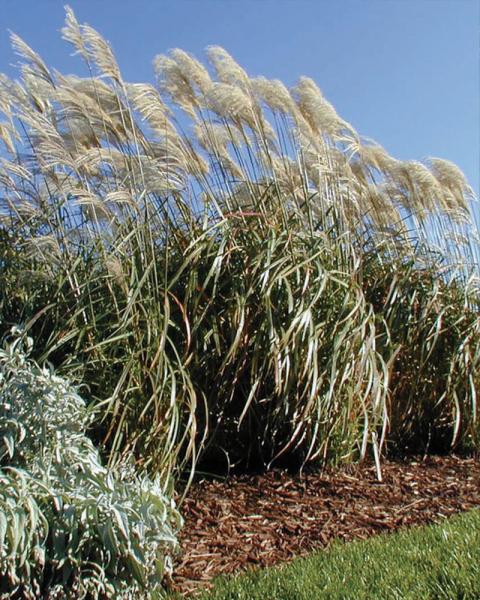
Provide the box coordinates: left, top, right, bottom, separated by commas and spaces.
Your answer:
0, 73, 33, 118
0, 75, 14, 116
62, 5, 89, 60
251, 76, 316, 159
127, 82, 172, 129
154, 53, 200, 119
293, 77, 353, 139
0, 121, 17, 154
207, 46, 251, 90
362, 183, 403, 229
81, 24, 122, 82
126, 83, 208, 179
403, 160, 444, 213
206, 82, 257, 128
63, 7, 122, 83
194, 121, 244, 180
56, 76, 134, 141
252, 76, 298, 115
10, 33, 55, 87
205, 47, 280, 152
170, 48, 213, 96
357, 143, 399, 180
429, 157, 473, 212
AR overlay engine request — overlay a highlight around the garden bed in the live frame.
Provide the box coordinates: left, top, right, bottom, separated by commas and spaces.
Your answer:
171, 455, 480, 596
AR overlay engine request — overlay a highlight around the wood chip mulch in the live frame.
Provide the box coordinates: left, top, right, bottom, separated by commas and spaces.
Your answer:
170, 455, 480, 597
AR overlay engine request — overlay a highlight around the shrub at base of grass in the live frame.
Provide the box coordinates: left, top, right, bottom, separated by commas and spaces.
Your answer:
0, 331, 182, 599
193, 509, 480, 600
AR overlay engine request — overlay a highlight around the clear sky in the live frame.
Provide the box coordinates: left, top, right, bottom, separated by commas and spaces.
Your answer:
0, 0, 478, 196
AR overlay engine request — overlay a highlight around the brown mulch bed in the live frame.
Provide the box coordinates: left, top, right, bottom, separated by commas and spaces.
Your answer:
170, 455, 480, 597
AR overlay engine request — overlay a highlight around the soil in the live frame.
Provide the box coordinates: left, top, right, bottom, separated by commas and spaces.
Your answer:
170, 455, 480, 597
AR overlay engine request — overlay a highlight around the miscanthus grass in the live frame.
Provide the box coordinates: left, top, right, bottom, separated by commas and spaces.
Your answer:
0, 8, 478, 485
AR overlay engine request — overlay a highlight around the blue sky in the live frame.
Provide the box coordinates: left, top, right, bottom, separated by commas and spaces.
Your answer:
0, 0, 478, 195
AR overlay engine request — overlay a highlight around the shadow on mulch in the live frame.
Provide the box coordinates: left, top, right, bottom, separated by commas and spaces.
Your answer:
170, 455, 480, 597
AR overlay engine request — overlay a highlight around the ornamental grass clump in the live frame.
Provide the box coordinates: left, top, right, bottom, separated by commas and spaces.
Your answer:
362, 255, 480, 455
0, 7, 478, 481
0, 331, 181, 599
177, 211, 388, 472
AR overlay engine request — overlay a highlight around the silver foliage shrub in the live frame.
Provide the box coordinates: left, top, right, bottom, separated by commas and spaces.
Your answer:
0, 330, 182, 599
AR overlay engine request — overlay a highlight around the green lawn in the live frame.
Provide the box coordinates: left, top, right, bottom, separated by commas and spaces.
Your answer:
177, 509, 480, 600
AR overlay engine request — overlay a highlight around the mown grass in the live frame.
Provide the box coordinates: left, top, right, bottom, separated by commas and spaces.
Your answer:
183, 509, 480, 600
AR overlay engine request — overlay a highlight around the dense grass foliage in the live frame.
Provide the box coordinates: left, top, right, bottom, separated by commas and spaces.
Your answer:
0, 8, 479, 484
191, 509, 480, 600
362, 255, 480, 456
0, 332, 181, 599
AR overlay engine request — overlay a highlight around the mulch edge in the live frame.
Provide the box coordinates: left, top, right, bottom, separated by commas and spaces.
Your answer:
170, 455, 480, 597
